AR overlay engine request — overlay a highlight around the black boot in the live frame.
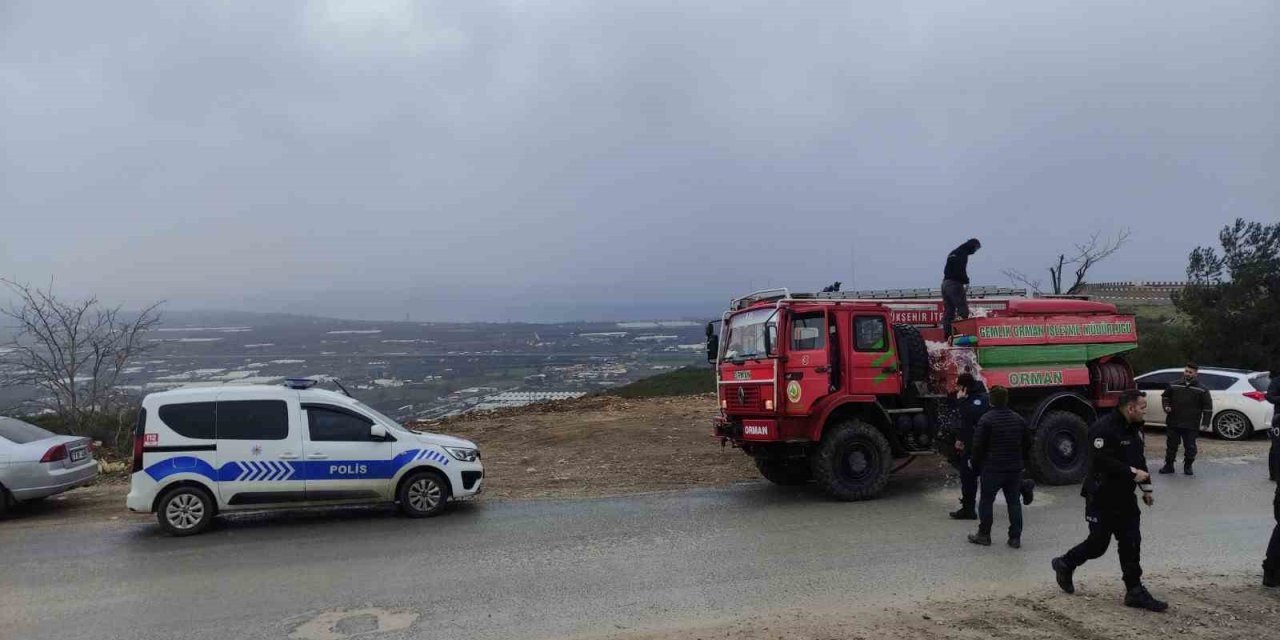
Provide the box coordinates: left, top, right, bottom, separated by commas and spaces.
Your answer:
1051, 557, 1075, 594
950, 505, 977, 520
1007, 537, 1021, 549
1158, 463, 1175, 475
1264, 560, 1279, 588
1124, 585, 1169, 612
1184, 462, 1194, 476
1020, 479, 1035, 506
968, 532, 992, 546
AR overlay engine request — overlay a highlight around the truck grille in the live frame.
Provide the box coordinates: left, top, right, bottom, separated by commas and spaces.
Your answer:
725, 384, 769, 412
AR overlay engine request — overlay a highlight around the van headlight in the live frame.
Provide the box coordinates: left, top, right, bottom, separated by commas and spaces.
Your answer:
444, 446, 480, 462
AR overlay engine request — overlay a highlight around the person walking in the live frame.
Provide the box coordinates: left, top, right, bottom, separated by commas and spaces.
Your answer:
967, 386, 1032, 548
1051, 389, 1169, 612
948, 373, 988, 520
1266, 370, 1279, 482
1264, 480, 1279, 587
1159, 363, 1212, 476
941, 238, 981, 339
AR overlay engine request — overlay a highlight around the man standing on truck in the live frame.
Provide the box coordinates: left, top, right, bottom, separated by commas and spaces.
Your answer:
1267, 370, 1279, 482
1052, 390, 1169, 613
1159, 363, 1212, 476
967, 386, 1032, 548
948, 373, 988, 520
942, 238, 981, 339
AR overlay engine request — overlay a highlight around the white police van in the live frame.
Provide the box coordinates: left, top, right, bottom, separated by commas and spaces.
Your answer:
126, 380, 483, 536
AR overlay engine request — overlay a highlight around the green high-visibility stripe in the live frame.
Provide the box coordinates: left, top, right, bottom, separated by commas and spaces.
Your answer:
872, 349, 896, 367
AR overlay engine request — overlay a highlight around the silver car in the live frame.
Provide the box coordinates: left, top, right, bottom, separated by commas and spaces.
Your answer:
0, 416, 98, 516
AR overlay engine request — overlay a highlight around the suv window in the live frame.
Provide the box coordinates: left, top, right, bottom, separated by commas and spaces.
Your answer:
0, 417, 56, 444
854, 316, 888, 352
306, 406, 375, 442
1197, 373, 1236, 391
1136, 371, 1179, 391
216, 400, 288, 440
157, 402, 216, 440
790, 313, 825, 351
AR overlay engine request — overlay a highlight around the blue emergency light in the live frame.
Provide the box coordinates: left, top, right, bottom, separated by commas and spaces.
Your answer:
284, 378, 319, 390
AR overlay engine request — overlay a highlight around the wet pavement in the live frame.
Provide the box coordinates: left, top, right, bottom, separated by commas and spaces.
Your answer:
2, 454, 1275, 640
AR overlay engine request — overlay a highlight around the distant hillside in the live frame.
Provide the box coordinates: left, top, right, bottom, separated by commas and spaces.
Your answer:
608, 366, 715, 398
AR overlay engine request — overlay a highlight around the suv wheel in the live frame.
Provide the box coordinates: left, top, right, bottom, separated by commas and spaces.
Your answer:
157, 485, 216, 536
1212, 410, 1252, 441
812, 419, 892, 501
399, 470, 450, 518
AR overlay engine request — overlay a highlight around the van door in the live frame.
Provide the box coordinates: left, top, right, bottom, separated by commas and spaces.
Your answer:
850, 313, 902, 395
784, 310, 831, 415
301, 404, 398, 502
214, 391, 306, 506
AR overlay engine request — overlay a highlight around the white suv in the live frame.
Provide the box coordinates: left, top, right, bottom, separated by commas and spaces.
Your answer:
1135, 367, 1274, 440
126, 381, 483, 536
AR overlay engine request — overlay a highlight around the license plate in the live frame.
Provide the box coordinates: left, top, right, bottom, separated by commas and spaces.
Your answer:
734, 371, 752, 381
70, 448, 88, 463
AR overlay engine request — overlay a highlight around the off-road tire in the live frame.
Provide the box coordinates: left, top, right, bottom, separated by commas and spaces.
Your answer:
156, 485, 216, 537
1028, 410, 1090, 485
1212, 410, 1253, 441
812, 419, 893, 501
892, 324, 930, 385
398, 470, 450, 518
755, 458, 813, 486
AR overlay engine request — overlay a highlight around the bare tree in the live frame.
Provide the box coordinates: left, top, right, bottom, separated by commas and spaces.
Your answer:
0, 280, 162, 435
1002, 229, 1131, 295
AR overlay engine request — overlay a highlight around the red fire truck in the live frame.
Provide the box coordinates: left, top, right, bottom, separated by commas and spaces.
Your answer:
708, 286, 1138, 500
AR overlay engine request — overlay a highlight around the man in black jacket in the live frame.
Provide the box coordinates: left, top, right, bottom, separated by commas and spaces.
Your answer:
948, 373, 988, 520
1266, 371, 1279, 482
967, 386, 1032, 548
1264, 480, 1279, 587
941, 238, 981, 339
1052, 390, 1168, 612
1159, 363, 1213, 476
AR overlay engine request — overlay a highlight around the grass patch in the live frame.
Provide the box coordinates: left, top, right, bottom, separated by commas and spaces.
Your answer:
608, 367, 716, 398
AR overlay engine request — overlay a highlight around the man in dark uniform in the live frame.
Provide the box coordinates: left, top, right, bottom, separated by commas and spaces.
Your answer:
1264, 480, 1279, 587
1052, 389, 1169, 612
967, 386, 1032, 548
948, 373, 988, 520
1159, 363, 1212, 476
941, 238, 981, 339
1266, 371, 1279, 482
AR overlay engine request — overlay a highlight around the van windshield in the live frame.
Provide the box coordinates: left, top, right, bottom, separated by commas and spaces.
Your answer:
723, 308, 777, 361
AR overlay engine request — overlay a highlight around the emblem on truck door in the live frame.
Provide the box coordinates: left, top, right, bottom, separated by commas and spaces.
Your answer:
787, 381, 802, 403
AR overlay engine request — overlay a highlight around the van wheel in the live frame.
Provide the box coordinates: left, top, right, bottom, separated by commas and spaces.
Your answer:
156, 485, 216, 536
1028, 411, 1089, 485
812, 420, 892, 501
399, 470, 450, 518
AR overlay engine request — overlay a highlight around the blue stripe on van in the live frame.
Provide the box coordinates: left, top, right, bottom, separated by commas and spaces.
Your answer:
143, 449, 443, 483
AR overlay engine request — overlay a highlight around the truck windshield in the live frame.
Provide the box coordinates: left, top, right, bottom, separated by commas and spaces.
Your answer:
723, 308, 777, 361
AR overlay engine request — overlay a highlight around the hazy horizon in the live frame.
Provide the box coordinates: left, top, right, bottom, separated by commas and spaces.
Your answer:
3, 1, 1276, 322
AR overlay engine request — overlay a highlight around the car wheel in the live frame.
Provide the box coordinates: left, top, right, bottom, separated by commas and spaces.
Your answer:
1212, 410, 1253, 441
0, 484, 10, 519
398, 470, 450, 518
156, 485, 216, 536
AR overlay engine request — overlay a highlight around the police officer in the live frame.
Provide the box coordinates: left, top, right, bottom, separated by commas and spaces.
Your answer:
948, 373, 988, 520
1159, 363, 1212, 476
1266, 370, 1279, 482
1052, 389, 1169, 612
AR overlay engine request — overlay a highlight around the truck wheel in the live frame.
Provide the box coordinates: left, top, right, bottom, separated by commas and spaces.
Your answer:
892, 324, 930, 384
755, 458, 812, 486
1212, 410, 1253, 441
156, 485, 216, 537
1028, 411, 1089, 485
812, 420, 892, 501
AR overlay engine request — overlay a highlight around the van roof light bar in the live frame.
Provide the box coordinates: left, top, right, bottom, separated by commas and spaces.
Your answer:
284, 378, 319, 390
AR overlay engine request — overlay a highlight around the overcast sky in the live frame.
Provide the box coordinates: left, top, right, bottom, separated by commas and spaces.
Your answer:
1, 1, 1276, 322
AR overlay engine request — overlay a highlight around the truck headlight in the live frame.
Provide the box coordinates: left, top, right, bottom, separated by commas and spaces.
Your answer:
444, 446, 480, 462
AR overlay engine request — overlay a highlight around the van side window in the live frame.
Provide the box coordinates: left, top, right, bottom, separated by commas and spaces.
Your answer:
216, 400, 288, 440
157, 402, 216, 439
854, 316, 888, 352
790, 313, 825, 351
306, 406, 375, 442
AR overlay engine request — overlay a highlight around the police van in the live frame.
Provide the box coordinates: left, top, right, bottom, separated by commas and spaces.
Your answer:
126, 380, 483, 535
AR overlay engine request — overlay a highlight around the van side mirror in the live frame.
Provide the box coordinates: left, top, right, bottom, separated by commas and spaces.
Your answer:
370, 424, 388, 441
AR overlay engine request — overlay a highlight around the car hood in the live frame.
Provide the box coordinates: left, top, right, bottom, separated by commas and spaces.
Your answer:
410, 431, 477, 450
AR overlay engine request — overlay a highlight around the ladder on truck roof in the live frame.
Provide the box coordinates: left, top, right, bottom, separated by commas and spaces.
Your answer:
732, 286, 1028, 310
